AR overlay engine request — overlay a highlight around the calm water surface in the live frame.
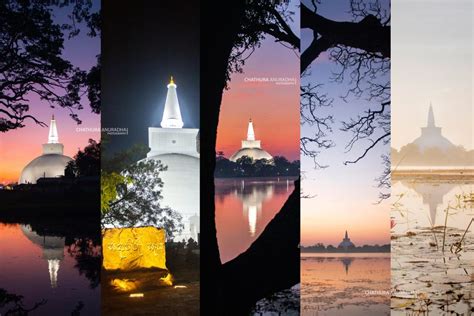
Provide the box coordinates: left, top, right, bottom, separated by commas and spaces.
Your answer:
301, 252, 390, 315
391, 180, 474, 315
215, 177, 295, 263
0, 222, 100, 315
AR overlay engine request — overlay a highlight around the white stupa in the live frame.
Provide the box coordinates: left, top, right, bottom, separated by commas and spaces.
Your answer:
412, 104, 456, 152
19, 115, 73, 184
145, 77, 200, 242
338, 230, 355, 250
229, 119, 273, 162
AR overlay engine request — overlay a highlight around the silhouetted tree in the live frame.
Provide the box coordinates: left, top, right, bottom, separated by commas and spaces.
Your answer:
301, 0, 391, 198
0, 288, 47, 315
65, 139, 100, 177
0, 0, 100, 132
215, 155, 300, 178
67, 237, 101, 289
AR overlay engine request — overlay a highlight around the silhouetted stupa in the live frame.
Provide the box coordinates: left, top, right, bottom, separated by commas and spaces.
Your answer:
338, 230, 355, 250
412, 104, 455, 152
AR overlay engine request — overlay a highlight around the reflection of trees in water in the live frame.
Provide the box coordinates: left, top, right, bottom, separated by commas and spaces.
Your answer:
19, 222, 101, 290
67, 238, 101, 289
340, 257, 354, 275
0, 288, 47, 315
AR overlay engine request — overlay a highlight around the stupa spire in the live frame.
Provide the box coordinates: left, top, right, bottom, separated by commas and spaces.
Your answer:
48, 114, 59, 144
345, 230, 348, 239
161, 76, 184, 128
247, 118, 255, 141
427, 103, 436, 128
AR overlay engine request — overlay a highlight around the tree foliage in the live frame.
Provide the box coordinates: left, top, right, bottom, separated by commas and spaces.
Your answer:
301, 0, 391, 199
225, 0, 299, 85
100, 143, 183, 237
392, 144, 474, 167
65, 138, 100, 177
215, 155, 300, 178
0, 0, 100, 132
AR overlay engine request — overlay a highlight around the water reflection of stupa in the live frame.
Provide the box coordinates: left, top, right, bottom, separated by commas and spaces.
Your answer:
402, 181, 456, 225
340, 257, 354, 275
20, 225, 65, 288
235, 182, 274, 236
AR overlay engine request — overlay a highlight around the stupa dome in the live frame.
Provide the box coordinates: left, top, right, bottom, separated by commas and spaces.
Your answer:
20, 154, 72, 184
338, 230, 355, 250
411, 104, 455, 152
230, 118, 273, 162
229, 147, 273, 162
19, 116, 72, 184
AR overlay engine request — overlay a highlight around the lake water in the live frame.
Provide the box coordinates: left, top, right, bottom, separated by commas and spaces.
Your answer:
0, 222, 101, 315
215, 177, 296, 263
391, 180, 474, 315
301, 252, 391, 315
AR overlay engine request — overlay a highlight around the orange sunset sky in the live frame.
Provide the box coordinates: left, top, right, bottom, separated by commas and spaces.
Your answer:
0, 16, 100, 185
0, 107, 100, 185
216, 36, 300, 161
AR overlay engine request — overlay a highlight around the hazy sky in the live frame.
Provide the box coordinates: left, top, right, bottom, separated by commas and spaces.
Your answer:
0, 3, 101, 184
392, 0, 473, 150
216, 1, 300, 161
301, 0, 391, 247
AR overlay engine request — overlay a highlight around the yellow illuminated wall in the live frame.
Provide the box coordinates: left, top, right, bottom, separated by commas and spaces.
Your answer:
102, 227, 167, 271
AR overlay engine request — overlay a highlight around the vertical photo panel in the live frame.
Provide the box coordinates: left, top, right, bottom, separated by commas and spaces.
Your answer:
101, 1, 200, 314
200, 0, 300, 314
391, 0, 473, 314
300, 0, 391, 315
0, 1, 101, 315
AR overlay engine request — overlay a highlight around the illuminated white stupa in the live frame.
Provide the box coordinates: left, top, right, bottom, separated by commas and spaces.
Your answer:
145, 77, 200, 241
229, 119, 273, 162
412, 104, 456, 152
19, 115, 73, 184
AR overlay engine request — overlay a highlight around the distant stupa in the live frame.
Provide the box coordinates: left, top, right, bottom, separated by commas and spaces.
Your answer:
144, 77, 200, 241
412, 104, 456, 152
19, 115, 73, 184
229, 118, 273, 162
338, 230, 355, 250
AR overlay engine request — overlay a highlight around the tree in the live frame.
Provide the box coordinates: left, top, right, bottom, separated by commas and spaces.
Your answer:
0, 0, 100, 132
101, 144, 183, 238
67, 237, 101, 289
301, 0, 391, 198
0, 288, 46, 315
65, 139, 100, 177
